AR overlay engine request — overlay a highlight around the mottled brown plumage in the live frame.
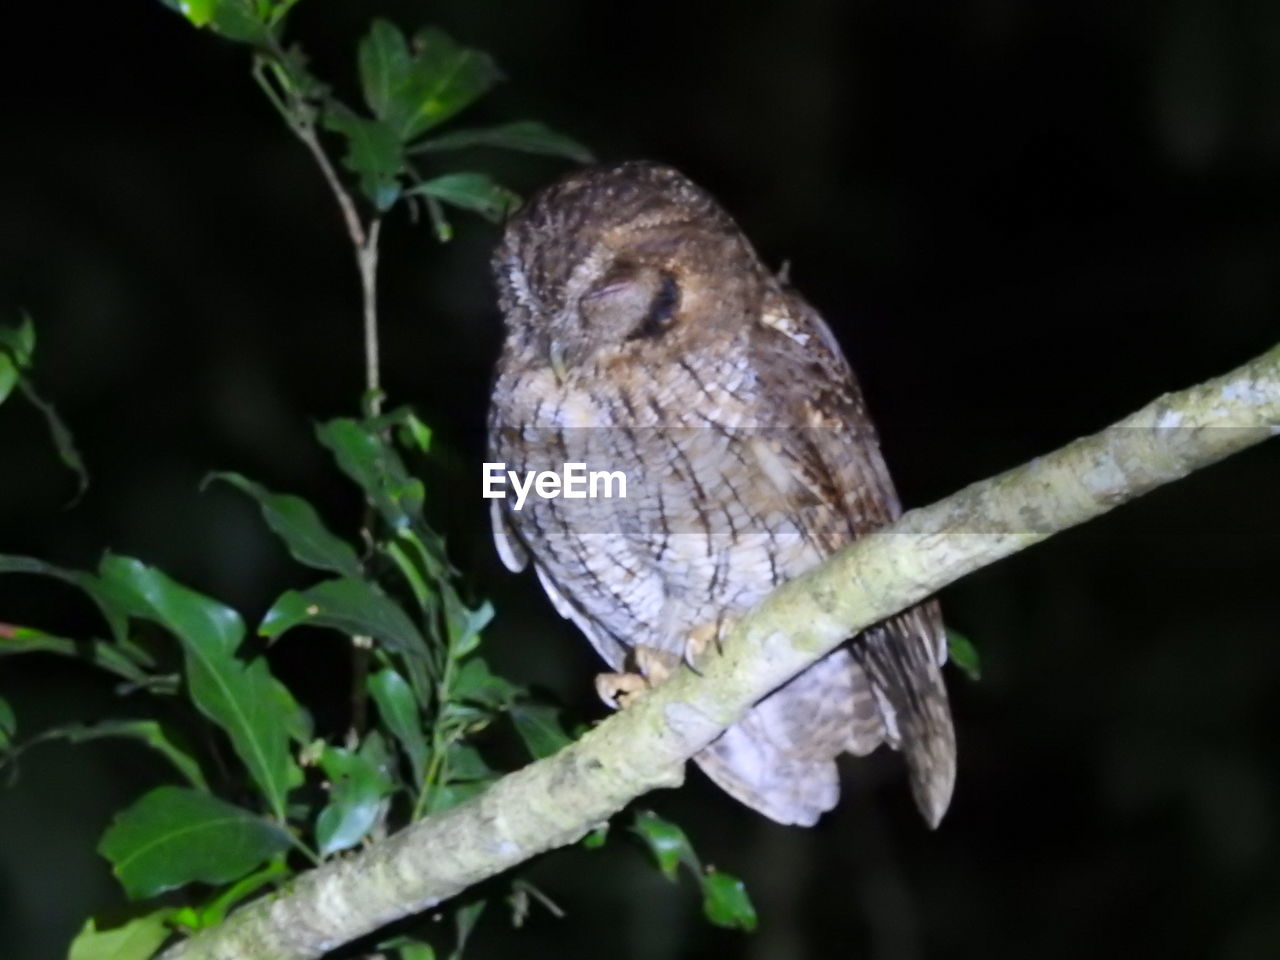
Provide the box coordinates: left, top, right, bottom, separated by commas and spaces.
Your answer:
487, 161, 955, 826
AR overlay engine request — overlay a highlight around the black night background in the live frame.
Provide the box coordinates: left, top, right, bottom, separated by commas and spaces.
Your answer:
2, 2, 1279, 958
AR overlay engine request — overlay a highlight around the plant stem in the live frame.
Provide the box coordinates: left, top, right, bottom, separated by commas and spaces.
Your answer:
359, 219, 383, 412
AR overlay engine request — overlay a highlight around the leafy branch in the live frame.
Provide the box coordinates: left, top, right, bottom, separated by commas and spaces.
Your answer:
161, 0, 590, 411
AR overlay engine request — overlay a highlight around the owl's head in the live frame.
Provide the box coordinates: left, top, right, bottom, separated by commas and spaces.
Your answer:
493, 162, 765, 373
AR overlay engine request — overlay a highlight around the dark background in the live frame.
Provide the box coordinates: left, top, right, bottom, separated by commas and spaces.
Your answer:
2, 2, 1279, 958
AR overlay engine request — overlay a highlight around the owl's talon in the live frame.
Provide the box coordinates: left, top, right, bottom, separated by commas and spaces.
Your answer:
595, 671, 650, 710
634, 644, 680, 685
682, 622, 725, 672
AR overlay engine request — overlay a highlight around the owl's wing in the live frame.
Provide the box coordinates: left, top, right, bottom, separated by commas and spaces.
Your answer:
490, 498, 530, 573
489, 499, 630, 670
745, 288, 956, 826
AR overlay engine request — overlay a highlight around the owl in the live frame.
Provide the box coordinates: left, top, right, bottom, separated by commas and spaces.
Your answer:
487, 161, 955, 827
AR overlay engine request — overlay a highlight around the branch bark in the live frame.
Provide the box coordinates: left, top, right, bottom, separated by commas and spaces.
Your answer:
162, 342, 1280, 960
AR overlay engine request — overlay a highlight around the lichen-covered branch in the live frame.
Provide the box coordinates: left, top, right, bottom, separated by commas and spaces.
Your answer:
162, 343, 1279, 960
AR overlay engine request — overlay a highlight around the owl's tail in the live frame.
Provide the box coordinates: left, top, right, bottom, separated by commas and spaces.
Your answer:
693, 603, 956, 828
850, 603, 957, 828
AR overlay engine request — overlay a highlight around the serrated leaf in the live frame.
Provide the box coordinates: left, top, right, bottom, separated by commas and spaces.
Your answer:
316, 417, 424, 530
367, 668, 429, 788
405, 173, 518, 223
411, 121, 593, 163
386, 28, 501, 141
100, 556, 304, 818
19, 720, 207, 790
359, 19, 412, 120
0, 555, 138, 648
631, 810, 700, 882
322, 104, 404, 211
946, 628, 982, 681
206, 472, 362, 577
100, 786, 292, 899
701, 870, 757, 932
315, 741, 394, 856
68, 908, 175, 960
509, 703, 572, 760
260, 577, 428, 662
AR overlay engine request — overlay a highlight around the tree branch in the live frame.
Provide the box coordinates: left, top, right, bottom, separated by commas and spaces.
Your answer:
161, 342, 1280, 960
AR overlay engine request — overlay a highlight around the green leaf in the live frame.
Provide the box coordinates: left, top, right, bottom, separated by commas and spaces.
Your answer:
386, 28, 502, 141
380, 936, 437, 960
509, 703, 572, 760
451, 657, 520, 709
159, 0, 217, 27
68, 909, 175, 960
260, 577, 428, 661
0, 695, 14, 751
191, 857, 288, 928
946, 628, 982, 681
405, 173, 518, 223
322, 104, 404, 211
445, 596, 492, 660
100, 556, 305, 818
448, 900, 487, 960
359, 19, 412, 120
13, 720, 207, 790
701, 870, 757, 932
316, 417, 424, 530
425, 780, 491, 815
367, 668, 429, 788
0, 555, 138, 650
582, 823, 608, 850
315, 739, 394, 856
99, 786, 292, 899
445, 743, 492, 782
205, 472, 363, 577
364, 405, 433, 453
0, 623, 163, 690
411, 121, 593, 163
0, 312, 35, 368
0, 355, 16, 404
631, 810, 700, 882
162, 0, 274, 44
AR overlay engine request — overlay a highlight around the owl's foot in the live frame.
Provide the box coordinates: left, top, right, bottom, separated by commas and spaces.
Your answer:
595, 645, 682, 709
682, 620, 730, 672
594, 671, 649, 710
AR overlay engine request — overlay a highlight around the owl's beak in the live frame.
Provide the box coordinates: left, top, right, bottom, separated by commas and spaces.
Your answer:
548, 338, 569, 383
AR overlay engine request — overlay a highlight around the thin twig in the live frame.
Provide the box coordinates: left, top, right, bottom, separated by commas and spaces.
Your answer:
359, 218, 383, 410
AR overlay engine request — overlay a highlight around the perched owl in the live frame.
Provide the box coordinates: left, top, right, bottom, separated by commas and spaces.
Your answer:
487, 161, 955, 827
